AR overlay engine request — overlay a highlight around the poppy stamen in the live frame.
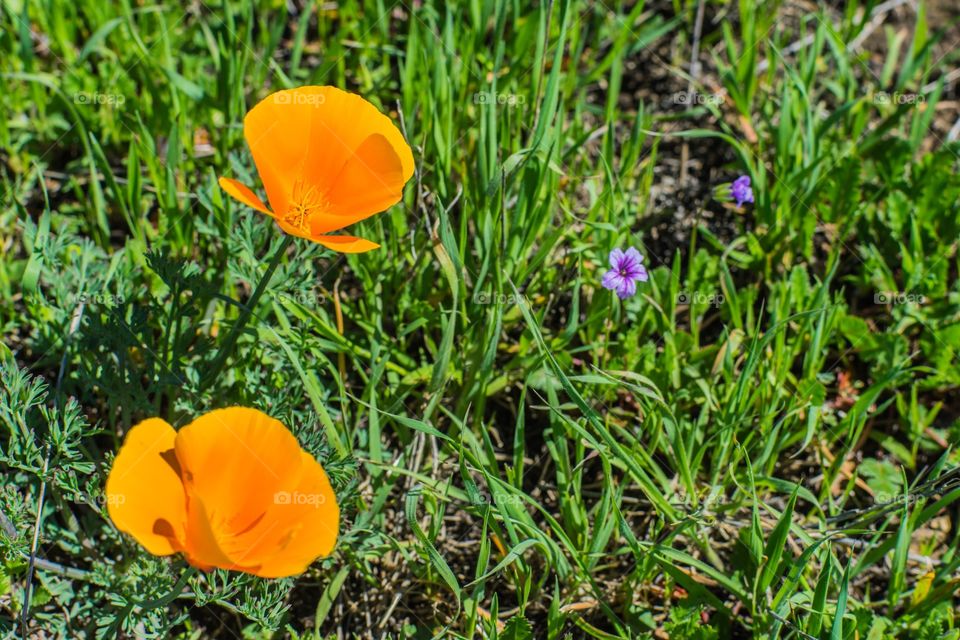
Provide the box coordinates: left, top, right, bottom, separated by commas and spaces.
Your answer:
283, 180, 328, 232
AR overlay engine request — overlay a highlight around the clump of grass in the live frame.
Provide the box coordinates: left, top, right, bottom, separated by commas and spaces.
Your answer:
1, 0, 959, 638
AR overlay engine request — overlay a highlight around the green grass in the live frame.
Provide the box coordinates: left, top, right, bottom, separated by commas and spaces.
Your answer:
2, 0, 960, 638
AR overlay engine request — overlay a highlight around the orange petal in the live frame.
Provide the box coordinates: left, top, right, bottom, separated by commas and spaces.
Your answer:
174, 408, 305, 545
105, 418, 187, 556
182, 494, 259, 574
273, 217, 315, 241
249, 452, 340, 578
310, 235, 381, 253
309, 133, 406, 234
218, 177, 273, 216
299, 87, 414, 194
243, 91, 316, 215
214, 451, 340, 577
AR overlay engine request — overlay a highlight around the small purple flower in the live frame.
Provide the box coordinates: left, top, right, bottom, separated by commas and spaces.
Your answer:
601, 247, 648, 299
731, 175, 754, 207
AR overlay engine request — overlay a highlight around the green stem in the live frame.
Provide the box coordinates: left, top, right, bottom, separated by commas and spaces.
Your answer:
203, 234, 293, 388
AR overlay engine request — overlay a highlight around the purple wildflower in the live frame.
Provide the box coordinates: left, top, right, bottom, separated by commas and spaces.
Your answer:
601, 247, 648, 299
731, 175, 754, 207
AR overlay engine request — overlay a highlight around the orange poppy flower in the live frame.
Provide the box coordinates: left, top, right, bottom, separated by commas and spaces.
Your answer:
105, 407, 339, 578
218, 86, 415, 253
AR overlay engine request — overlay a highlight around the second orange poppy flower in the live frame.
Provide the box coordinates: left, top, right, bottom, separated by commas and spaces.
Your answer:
219, 86, 414, 253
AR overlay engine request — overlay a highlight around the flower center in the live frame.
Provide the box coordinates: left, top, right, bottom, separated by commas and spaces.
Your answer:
282, 180, 328, 233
